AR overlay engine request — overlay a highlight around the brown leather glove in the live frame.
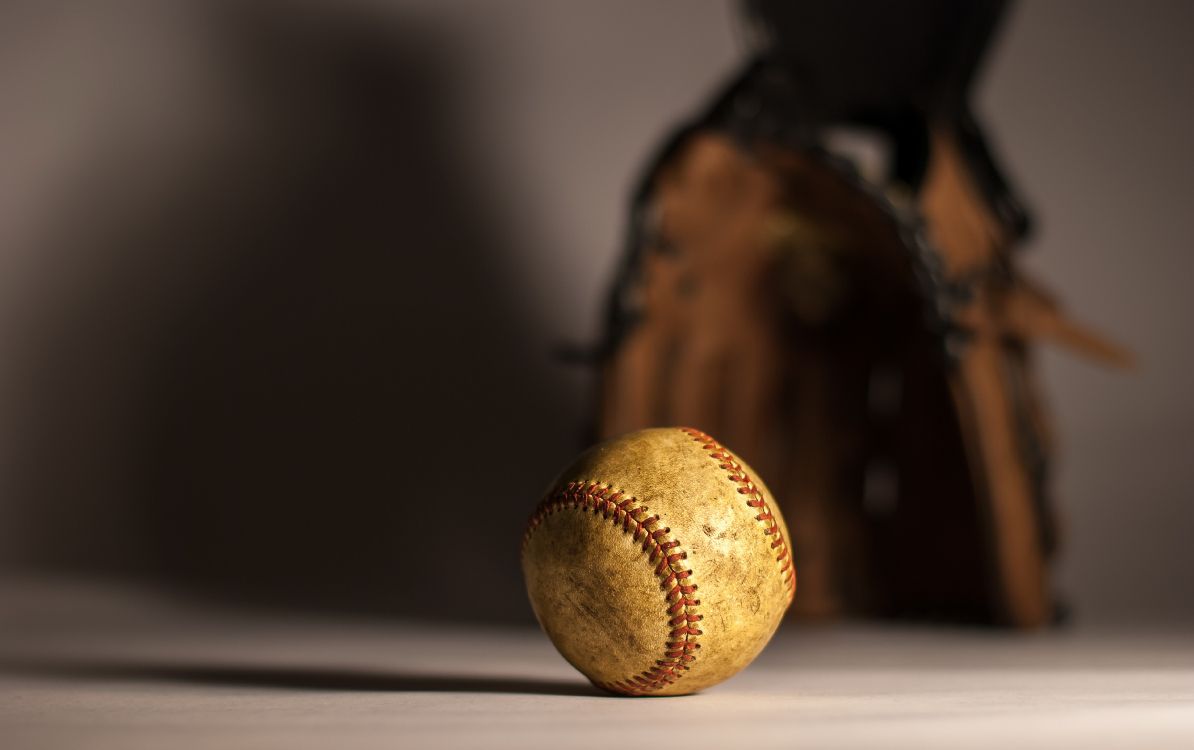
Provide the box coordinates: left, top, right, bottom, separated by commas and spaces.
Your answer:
598, 129, 1128, 627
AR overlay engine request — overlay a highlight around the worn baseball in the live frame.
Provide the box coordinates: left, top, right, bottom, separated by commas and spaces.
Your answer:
521, 427, 796, 696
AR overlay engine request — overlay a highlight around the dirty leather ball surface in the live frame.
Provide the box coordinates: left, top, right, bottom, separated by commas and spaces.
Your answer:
521, 427, 796, 695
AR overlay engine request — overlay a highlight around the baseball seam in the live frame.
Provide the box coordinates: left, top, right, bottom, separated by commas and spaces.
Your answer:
522, 480, 702, 696
680, 427, 797, 602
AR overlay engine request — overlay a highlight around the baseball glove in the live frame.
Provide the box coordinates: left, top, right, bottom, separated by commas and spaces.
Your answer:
595, 58, 1128, 627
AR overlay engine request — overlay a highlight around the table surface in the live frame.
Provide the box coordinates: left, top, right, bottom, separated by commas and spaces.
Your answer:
1, 578, 1191, 749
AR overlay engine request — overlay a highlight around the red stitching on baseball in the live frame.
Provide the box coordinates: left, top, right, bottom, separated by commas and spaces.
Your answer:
522, 480, 702, 696
680, 427, 797, 603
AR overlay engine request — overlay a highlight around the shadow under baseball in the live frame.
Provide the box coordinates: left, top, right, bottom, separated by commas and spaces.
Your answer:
0, 658, 605, 698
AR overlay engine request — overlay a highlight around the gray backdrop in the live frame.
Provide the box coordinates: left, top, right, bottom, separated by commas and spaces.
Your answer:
0, 0, 1189, 625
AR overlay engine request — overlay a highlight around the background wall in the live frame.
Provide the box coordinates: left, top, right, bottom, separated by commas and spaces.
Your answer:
0, 0, 1189, 625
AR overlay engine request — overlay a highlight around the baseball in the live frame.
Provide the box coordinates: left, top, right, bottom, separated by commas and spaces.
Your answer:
521, 427, 796, 696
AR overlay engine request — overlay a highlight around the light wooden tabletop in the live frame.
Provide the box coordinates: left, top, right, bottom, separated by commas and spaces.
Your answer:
2, 577, 1191, 749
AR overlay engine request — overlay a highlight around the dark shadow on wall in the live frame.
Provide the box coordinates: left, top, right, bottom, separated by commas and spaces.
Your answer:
4, 2, 579, 623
